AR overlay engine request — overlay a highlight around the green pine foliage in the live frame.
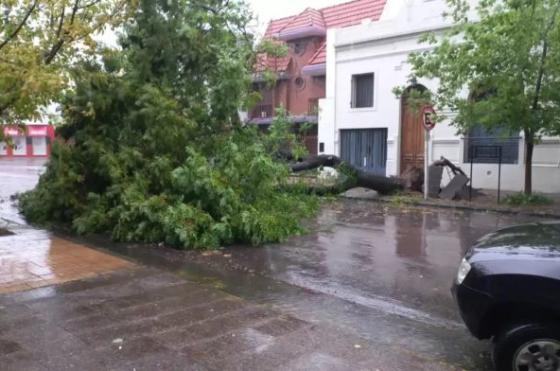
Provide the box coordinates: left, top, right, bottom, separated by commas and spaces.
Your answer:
19, 0, 318, 249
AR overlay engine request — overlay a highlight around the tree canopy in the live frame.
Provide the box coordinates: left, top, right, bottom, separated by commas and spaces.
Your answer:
19, 0, 318, 249
407, 0, 560, 193
0, 0, 134, 138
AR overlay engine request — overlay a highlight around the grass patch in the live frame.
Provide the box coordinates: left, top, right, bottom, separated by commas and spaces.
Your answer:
503, 193, 553, 206
389, 193, 422, 206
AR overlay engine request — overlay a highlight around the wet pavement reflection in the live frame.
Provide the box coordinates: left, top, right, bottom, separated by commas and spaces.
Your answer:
0, 158, 133, 293
0, 234, 133, 293
187, 201, 544, 323
0, 158, 551, 370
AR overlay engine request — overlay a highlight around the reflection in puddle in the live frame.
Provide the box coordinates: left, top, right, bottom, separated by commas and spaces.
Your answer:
0, 233, 133, 293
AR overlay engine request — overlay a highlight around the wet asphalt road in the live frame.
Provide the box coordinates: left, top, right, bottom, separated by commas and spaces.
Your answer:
0, 158, 550, 370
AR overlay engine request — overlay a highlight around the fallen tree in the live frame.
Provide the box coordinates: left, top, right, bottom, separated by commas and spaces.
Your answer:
290, 155, 405, 195
290, 154, 474, 197
18, 0, 321, 250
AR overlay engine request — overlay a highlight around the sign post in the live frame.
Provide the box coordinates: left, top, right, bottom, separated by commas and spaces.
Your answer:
422, 106, 436, 200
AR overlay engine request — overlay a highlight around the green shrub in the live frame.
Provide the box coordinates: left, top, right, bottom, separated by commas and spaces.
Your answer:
503, 193, 553, 206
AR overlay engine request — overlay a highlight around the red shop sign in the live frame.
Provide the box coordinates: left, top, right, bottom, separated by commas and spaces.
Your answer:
3, 127, 22, 136
3, 125, 49, 137
27, 126, 48, 136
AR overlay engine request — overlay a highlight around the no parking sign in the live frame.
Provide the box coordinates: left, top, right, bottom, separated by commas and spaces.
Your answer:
422, 105, 436, 131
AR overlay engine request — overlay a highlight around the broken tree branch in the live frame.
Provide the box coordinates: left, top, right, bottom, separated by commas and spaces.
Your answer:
290, 155, 404, 195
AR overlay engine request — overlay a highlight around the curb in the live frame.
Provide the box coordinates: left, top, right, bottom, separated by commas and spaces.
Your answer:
340, 195, 560, 219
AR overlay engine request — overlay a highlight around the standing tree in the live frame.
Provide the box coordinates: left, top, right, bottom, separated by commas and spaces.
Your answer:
0, 0, 134, 139
407, 0, 560, 194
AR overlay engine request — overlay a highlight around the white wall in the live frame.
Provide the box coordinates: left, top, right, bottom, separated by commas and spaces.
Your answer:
318, 0, 560, 193
318, 0, 560, 192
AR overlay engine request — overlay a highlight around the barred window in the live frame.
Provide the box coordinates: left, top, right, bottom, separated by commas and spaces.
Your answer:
464, 125, 520, 164
351, 73, 374, 108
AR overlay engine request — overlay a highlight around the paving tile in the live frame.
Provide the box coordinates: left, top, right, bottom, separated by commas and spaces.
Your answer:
251, 315, 309, 337
0, 236, 133, 294
1, 322, 89, 356
280, 352, 353, 371
1, 351, 48, 371
156, 306, 277, 351
0, 314, 46, 334
94, 336, 169, 363
106, 350, 207, 371
0, 338, 22, 356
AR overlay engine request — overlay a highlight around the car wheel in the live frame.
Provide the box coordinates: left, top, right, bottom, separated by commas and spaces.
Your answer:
493, 323, 560, 371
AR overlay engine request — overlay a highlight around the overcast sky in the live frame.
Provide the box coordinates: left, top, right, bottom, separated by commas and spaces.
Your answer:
98, 1, 349, 46
247, 0, 350, 37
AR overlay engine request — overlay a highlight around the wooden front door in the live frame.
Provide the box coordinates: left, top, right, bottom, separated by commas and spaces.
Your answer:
400, 98, 425, 174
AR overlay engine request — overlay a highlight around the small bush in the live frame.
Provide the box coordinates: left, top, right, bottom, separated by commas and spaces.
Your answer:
503, 193, 553, 206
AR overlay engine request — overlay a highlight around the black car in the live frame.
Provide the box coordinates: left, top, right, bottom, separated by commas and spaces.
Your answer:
452, 221, 560, 371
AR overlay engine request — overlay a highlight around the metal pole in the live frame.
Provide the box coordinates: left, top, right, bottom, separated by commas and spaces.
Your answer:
497, 147, 502, 204
469, 145, 473, 202
424, 129, 430, 200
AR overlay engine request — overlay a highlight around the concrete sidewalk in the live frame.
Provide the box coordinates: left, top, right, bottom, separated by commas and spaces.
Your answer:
342, 187, 560, 219
0, 266, 449, 371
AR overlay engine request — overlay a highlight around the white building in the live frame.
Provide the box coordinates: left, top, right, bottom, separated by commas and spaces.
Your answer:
318, 0, 560, 193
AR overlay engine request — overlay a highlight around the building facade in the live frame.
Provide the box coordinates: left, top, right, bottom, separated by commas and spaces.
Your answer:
318, 0, 560, 192
0, 124, 55, 158
252, 0, 388, 154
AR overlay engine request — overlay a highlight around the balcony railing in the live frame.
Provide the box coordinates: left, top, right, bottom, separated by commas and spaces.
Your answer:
250, 104, 273, 119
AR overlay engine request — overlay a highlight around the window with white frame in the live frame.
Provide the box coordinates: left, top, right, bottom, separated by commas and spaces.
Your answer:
351, 73, 374, 108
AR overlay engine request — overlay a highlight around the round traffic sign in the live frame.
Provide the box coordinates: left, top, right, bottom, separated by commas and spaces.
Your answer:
422, 105, 436, 131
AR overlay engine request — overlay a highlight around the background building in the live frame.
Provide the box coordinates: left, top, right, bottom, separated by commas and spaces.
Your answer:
318, 0, 560, 192
1, 124, 55, 158
251, 0, 388, 154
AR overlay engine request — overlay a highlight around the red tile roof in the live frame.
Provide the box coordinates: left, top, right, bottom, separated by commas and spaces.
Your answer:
308, 42, 327, 65
255, 53, 291, 73
278, 8, 326, 36
258, 0, 386, 73
264, 0, 387, 38
321, 0, 386, 29
264, 15, 293, 38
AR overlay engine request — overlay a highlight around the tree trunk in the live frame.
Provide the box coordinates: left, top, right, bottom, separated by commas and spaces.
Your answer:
524, 130, 534, 195
290, 154, 342, 172
354, 168, 405, 194
290, 155, 404, 195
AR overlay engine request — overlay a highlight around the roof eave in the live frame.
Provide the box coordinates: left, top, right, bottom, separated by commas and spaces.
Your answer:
302, 63, 326, 76
277, 25, 326, 41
